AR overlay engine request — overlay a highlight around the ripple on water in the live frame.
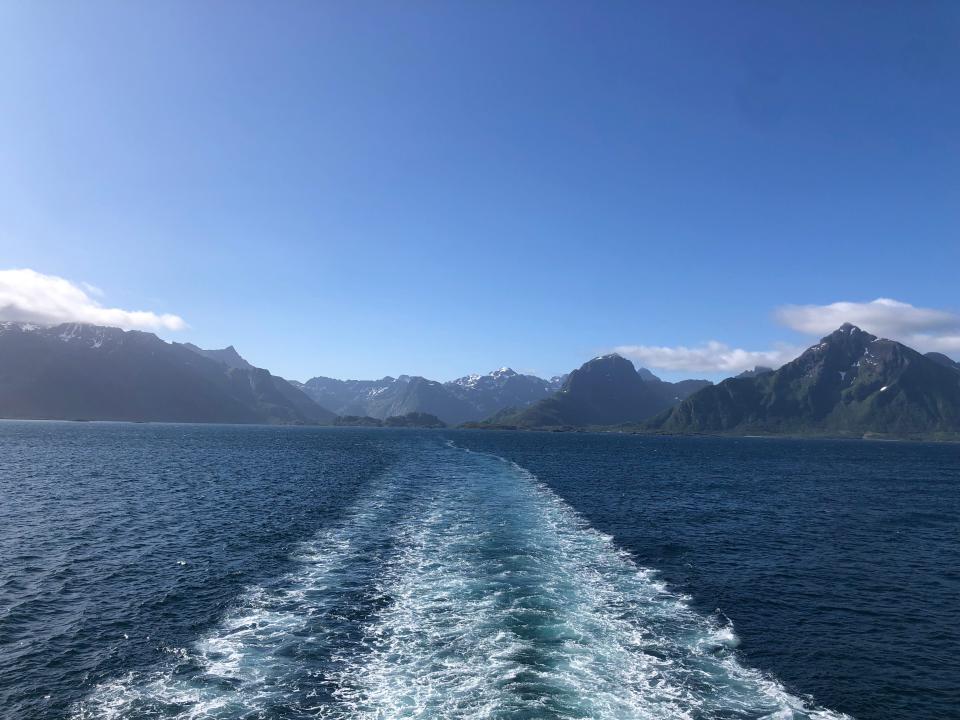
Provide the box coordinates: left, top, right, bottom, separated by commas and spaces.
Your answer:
73, 443, 849, 720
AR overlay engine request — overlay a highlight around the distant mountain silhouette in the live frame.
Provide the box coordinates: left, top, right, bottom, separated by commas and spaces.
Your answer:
294, 375, 476, 425
333, 415, 384, 427
492, 354, 710, 427
0, 322, 334, 424
331, 412, 446, 428
7, 319, 953, 437
294, 367, 561, 425
445, 367, 560, 418
383, 412, 446, 428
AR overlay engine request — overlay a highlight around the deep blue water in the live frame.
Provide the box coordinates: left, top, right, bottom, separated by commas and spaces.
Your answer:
0, 423, 957, 719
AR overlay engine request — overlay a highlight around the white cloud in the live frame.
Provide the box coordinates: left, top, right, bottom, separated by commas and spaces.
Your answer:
615, 299, 960, 377
776, 298, 960, 353
615, 341, 802, 374
0, 268, 187, 331
776, 298, 959, 337
904, 334, 960, 354
81, 281, 105, 297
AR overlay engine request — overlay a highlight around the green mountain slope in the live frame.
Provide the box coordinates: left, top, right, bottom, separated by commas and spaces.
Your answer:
649, 324, 960, 438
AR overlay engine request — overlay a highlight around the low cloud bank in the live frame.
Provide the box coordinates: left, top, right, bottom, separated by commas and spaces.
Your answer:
0, 269, 187, 331
616, 298, 960, 375
615, 341, 801, 375
776, 298, 960, 354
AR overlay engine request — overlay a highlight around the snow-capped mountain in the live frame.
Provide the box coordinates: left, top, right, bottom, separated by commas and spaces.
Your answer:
293, 367, 562, 425
445, 367, 561, 419
292, 374, 478, 426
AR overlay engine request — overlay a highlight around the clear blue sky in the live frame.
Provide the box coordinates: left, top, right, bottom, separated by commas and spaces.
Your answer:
1, 2, 957, 381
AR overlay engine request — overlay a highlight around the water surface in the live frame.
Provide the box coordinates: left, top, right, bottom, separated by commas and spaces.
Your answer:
1, 423, 957, 719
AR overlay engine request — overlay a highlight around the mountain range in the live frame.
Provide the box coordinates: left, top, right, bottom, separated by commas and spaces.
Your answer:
292, 368, 563, 426
648, 324, 960, 439
0, 321, 611, 426
0, 322, 333, 424
477, 354, 711, 427
1, 319, 957, 439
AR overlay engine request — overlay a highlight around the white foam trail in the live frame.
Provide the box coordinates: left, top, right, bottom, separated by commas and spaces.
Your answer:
72, 478, 411, 719
74, 441, 851, 719
328, 449, 850, 719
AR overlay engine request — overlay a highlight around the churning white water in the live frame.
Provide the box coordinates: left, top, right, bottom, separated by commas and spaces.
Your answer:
75, 442, 848, 720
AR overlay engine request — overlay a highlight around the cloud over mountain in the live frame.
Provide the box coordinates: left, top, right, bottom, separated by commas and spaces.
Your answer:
616, 298, 960, 375
0, 269, 186, 331
615, 341, 801, 374
776, 298, 960, 353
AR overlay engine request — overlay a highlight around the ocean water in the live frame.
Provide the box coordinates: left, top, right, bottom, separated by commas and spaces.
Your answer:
0, 424, 956, 719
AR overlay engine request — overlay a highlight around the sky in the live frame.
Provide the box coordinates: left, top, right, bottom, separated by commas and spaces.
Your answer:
0, 1, 957, 382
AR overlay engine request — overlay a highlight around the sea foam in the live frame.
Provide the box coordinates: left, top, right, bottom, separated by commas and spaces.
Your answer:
74, 441, 849, 719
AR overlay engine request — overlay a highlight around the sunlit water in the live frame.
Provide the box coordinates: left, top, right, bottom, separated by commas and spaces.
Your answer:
1, 424, 957, 719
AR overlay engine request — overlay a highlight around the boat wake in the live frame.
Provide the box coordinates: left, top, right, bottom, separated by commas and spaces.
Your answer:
74, 441, 849, 719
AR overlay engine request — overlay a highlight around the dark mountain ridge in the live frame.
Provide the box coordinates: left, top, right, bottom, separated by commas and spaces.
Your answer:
179, 343, 254, 370
490, 354, 711, 427
332, 412, 446, 428
6, 319, 953, 437
294, 367, 562, 425
0, 322, 334, 424
445, 367, 560, 418
650, 324, 960, 438
294, 374, 477, 425
926, 352, 960, 373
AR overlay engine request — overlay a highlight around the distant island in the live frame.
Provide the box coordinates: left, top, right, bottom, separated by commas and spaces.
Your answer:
335, 412, 446, 428
0, 320, 958, 440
